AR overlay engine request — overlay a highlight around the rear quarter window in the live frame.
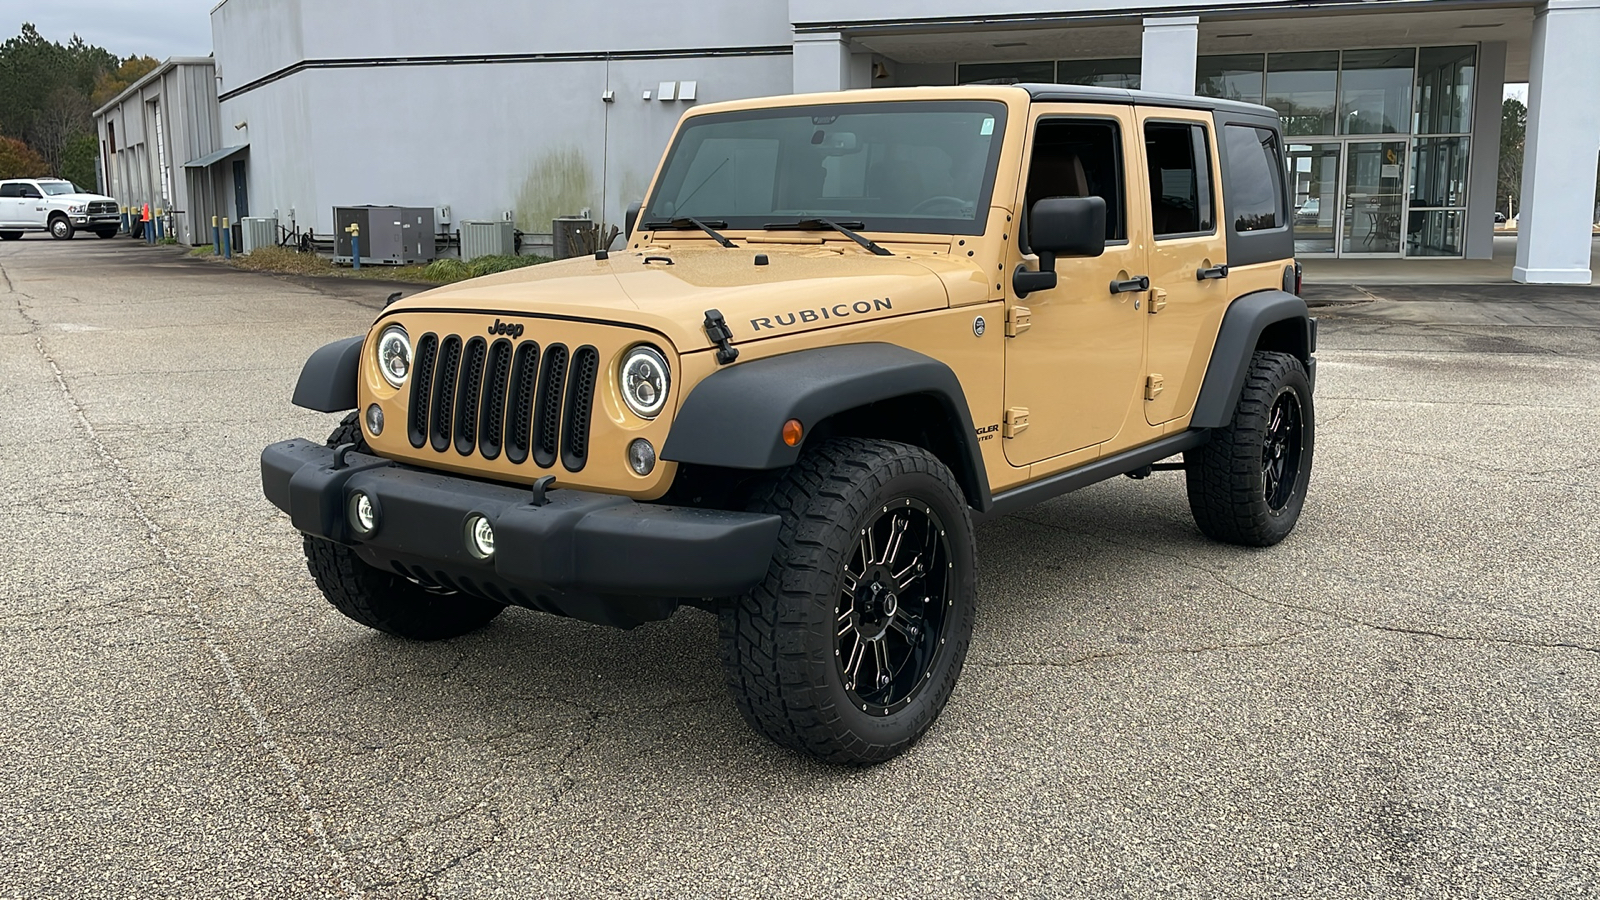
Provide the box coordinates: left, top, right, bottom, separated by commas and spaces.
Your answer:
1223, 125, 1287, 233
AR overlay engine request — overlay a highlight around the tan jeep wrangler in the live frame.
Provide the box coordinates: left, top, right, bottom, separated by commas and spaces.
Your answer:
263, 85, 1314, 765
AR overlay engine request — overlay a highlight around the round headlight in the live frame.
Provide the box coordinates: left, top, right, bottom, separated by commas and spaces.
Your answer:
620, 345, 670, 419
376, 325, 411, 388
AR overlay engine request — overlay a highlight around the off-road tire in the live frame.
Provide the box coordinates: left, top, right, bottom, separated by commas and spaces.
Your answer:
49, 216, 73, 240
1184, 350, 1314, 547
0, 231, 20, 241
301, 412, 504, 640
95, 229, 117, 239
719, 438, 977, 765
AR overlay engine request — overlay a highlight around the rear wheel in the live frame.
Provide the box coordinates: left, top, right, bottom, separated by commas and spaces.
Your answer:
95, 228, 117, 239
720, 438, 976, 765
0, 231, 20, 241
301, 412, 504, 640
49, 217, 73, 240
1184, 350, 1314, 547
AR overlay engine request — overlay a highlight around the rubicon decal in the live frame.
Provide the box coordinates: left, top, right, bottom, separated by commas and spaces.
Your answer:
487, 318, 525, 338
750, 298, 893, 332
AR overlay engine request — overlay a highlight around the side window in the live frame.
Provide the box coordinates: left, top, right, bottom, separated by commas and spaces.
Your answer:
1024, 118, 1126, 245
18, 183, 41, 199
0, 184, 18, 198
1145, 122, 1214, 237
1223, 125, 1286, 232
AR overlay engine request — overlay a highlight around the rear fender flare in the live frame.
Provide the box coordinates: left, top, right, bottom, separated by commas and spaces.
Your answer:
1192, 290, 1313, 428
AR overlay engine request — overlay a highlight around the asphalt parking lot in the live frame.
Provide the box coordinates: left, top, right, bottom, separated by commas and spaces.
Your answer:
2, 236, 1597, 899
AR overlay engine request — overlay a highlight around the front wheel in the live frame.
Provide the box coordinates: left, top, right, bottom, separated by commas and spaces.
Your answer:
49, 217, 74, 240
301, 412, 504, 640
720, 438, 977, 765
95, 228, 118, 239
1184, 350, 1314, 547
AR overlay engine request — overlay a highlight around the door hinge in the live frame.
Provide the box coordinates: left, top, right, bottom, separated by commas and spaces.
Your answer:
1148, 288, 1167, 314
1006, 305, 1031, 337
1145, 375, 1165, 401
1003, 407, 1030, 438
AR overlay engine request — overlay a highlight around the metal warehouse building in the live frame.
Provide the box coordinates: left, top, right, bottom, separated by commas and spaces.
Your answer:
190, 0, 1599, 282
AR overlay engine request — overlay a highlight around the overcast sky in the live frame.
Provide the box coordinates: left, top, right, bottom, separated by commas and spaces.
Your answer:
1, 0, 217, 60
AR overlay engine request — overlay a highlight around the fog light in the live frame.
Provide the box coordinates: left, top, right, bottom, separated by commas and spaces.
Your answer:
627, 438, 656, 476
349, 492, 377, 535
365, 403, 384, 436
466, 514, 496, 559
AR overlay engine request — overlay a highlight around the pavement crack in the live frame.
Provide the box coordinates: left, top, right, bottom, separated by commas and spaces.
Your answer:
17, 280, 364, 899
1013, 513, 1600, 660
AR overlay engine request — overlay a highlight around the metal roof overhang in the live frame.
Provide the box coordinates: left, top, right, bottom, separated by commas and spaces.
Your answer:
183, 144, 249, 169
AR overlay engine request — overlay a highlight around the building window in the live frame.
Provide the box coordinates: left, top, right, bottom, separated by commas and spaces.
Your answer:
957, 60, 1056, 84
1197, 54, 1265, 105
1145, 122, 1214, 237
1224, 125, 1285, 233
107, 120, 116, 154
1055, 58, 1140, 90
1266, 52, 1339, 137
1415, 46, 1476, 135
1339, 48, 1416, 135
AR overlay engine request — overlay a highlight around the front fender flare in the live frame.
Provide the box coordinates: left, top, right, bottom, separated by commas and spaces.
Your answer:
661, 343, 991, 510
291, 336, 363, 412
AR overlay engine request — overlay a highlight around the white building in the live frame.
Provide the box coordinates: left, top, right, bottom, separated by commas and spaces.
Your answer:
208, 0, 1600, 282
92, 57, 228, 246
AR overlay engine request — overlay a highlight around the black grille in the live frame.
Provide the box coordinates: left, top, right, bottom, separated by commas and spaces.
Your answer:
561, 346, 599, 472
88, 201, 116, 215
477, 339, 513, 460
407, 334, 439, 448
403, 330, 593, 470
532, 344, 568, 468
504, 342, 540, 464
453, 337, 487, 456
430, 336, 462, 452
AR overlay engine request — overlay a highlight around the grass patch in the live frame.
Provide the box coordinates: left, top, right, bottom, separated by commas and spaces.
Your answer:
196, 245, 551, 285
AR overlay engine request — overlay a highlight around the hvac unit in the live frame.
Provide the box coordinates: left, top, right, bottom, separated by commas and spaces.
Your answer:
459, 220, 515, 261
240, 217, 277, 254
333, 206, 436, 265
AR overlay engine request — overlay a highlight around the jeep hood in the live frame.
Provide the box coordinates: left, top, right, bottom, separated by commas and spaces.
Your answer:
393, 242, 989, 353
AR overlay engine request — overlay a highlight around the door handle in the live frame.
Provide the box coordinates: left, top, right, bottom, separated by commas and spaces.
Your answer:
1109, 275, 1150, 295
1196, 264, 1229, 280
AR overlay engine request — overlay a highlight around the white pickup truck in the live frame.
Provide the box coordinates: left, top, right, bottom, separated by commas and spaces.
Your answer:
0, 178, 121, 240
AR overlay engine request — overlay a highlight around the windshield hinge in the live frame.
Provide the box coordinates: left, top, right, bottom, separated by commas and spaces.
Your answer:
703, 309, 739, 365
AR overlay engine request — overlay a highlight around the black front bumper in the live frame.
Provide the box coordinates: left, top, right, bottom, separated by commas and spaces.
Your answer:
261, 440, 782, 627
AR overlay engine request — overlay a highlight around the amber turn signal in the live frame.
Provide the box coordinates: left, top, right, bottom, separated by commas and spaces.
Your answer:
782, 419, 803, 447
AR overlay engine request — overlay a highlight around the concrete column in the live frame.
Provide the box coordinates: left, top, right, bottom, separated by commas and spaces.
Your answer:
1514, 0, 1600, 283
1140, 16, 1199, 95
793, 32, 850, 94
1465, 41, 1506, 260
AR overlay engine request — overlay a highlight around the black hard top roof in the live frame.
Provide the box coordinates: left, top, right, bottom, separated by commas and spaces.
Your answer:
1016, 83, 1278, 119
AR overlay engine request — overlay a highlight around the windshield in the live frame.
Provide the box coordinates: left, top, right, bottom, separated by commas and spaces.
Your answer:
39, 181, 81, 196
643, 101, 1007, 236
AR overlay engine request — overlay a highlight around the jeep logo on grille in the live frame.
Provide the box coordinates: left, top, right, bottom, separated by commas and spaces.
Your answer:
487, 318, 525, 339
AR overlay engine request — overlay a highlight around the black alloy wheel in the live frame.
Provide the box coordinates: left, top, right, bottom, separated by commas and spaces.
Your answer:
1262, 391, 1304, 512
836, 498, 951, 718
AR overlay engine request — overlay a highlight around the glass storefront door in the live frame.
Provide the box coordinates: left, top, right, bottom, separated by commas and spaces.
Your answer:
1287, 143, 1340, 254
1341, 141, 1407, 255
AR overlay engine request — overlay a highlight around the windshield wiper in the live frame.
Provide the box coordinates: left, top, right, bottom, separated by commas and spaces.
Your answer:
639, 216, 737, 248
762, 218, 892, 256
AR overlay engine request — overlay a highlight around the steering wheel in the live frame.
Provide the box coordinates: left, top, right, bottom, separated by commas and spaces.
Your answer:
909, 195, 970, 216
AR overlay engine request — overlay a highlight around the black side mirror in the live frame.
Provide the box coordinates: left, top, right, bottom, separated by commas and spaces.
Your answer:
625, 201, 642, 242
1014, 196, 1107, 298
